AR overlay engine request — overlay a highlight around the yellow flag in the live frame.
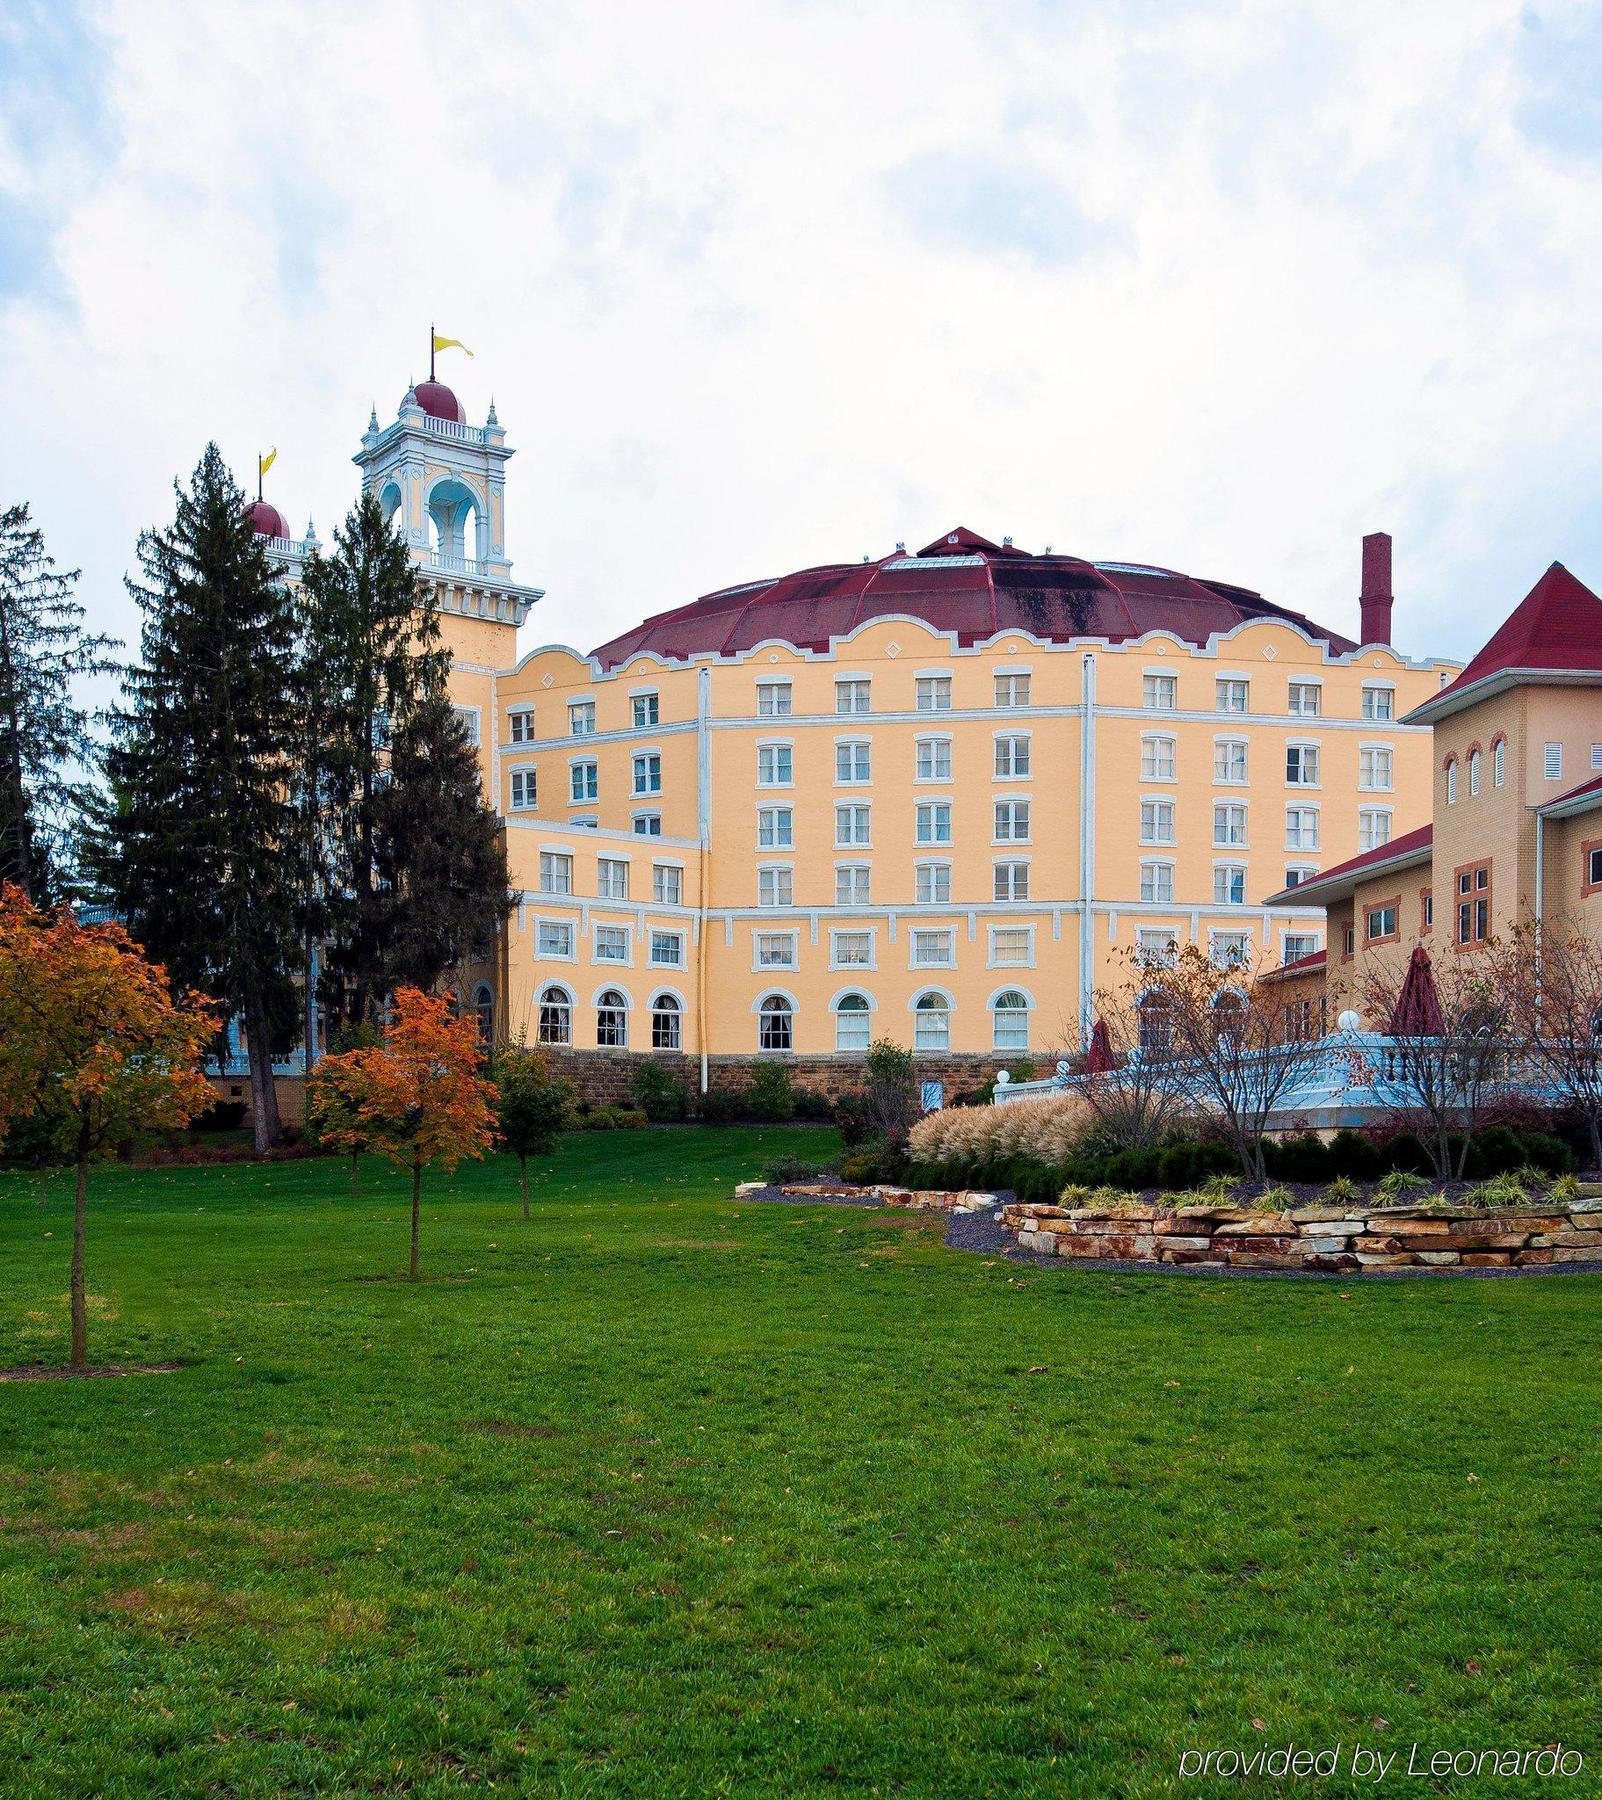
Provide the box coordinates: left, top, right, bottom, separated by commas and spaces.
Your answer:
259, 446, 277, 477
432, 333, 473, 358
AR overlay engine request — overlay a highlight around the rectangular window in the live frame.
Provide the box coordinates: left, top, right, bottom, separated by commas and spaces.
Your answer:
596, 857, 629, 900
1214, 739, 1247, 784
994, 735, 1031, 778
508, 708, 535, 743
915, 736, 952, 781
594, 924, 630, 962
756, 932, 796, 969
1589, 846, 1602, 889
1140, 798, 1176, 845
1141, 736, 1176, 781
1138, 928, 1178, 966
1286, 806, 1320, 851
1143, 672, 1177, 711
632, 812, 662, 837
994, 799, 1031, 842
1545, 742, 1564, 780
1213, 802, 1247, 847
570, 760, 598, 802
632, 693, 659, 729
758, 865, 793, 907
1421, 889, 1434, 931
632, 752, 662, 795
1456, 862, 1491, 945
1213, 864, 1246, 905
650, 930, 683, 966
1283, 932, 1320, 963
1593, 745, 1602, 772
757, 806, 793, 849
1210, 931, 1251, 968
994, 860, 1030, 901
1344, 925, 1356, 957
536, 920, 573, 958
835, 804, 871, 847
756, 680, 792, 717
836, 741, 871, 783
757, 743, 793, 786
836, 864, 870, 905
1362, 686, 1394, 721
990, 926, 1033, 966
1365, 903, 1398, 943
652, 863, 682, 905
835, 678, 871, 715
1288, 681, 1321, 717
568, 701, 595, 737
910, 928, 955, 967
915, 802, 953, 845
455, 706, 481, 747
915, 861, 951, 905
1358, 808, 1392, 853
1286, 743, 1320, 786
1359, 745, 1394, 790
1139, 860, 1174, 904
509, 768, 536, 811
916, 675, 952, 711
995, 672, 1031, 707
1216, 678, 1248, 714
539, 852, 572, 895
1284, 865, 1318, 889
831, 929, 874, 967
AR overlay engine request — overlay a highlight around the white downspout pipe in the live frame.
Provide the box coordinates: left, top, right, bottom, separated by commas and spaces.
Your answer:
1078, 652, 1097, 1045
696, 665, 712, 1095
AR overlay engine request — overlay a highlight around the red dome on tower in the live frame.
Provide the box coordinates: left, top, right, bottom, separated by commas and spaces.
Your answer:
411, 379, 466, 424
243, 499, 291, 539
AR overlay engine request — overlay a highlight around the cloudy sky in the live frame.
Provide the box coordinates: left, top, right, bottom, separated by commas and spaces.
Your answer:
4, 0, 1602, 667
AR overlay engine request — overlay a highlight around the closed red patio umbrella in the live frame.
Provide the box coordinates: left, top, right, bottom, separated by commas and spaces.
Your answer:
1085, 1016, 1116, 1073
1389, 945, 1445, 1036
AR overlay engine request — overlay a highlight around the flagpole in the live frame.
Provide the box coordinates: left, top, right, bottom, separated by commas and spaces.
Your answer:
430, 322, 435, 382
257, 455, 263, 503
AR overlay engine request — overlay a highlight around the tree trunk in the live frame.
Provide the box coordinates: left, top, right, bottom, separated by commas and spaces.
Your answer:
520, 1152, 529, 1222
37, 1165, 46, 1207
1588, 1111, 1601, 1176
409, 1156, 421, 1281
350, 1148, 360, 1195
70, 1155, 88, 1370
243, 987, 283, 1154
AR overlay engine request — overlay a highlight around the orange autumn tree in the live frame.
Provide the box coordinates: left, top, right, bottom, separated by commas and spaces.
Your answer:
311, 986, 496, 1280
0, 885, 216, 1369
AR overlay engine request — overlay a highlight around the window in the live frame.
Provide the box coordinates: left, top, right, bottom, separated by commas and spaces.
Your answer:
539, 851, 572, 895
1211, 931, 1251, 969
1286, 807, 1320, 851
757, 680, 792, 717
509, 768, 536, 811
914, 991, 951, 1050
1139, 859, 1174, 904
758, 994, 793, 1052
1359, 745, 1393, 791
914, 861, 950, 905
653, 863, 682, 905
916, 675, 952, 711
756, 932, 796, 969
632, 693, 659, 729
992, 990, 1030, 1052
995, 672, 1030, 707
757, 743, 792, 786
509, 708, 535, 743
1283, 932, 1320, 963
911, 928, 955, 967
1216, 678, 1248, 714
831, 930, 874, 968
1213, 803, 1247, 848
835, 804, 871, 847
1361, 685, 1394, 721
570, 760, 598, 803
1137, 992, 1172, 1057
994, 860, 1030, 901
455, 706, 481, 747
990, 926, 1033, 967
568, 701, 595, 737
1421, 889, 1434, 932
1142, 735, 1177, 781
1343, 925, 1356, 957
649, 930, 683, 967
758, 865, 793, 907
835, 993, 872, 1052
994, 799, 1031, 842
632, 752, 662, 795
1283, 865, 1318, 889
632, 812, 662, 836
1588, 845, 1602, 893
537, 984, 572, 1046
1286, 743, 1320, 786
1288, 681, 1321, 717
1358, 808, 1392, 853
1456, 862, 1491, 946
1545, 743, 1564, 780
1468, 748, 1481, 796
915, 736, 952, 781
1137, 929, 1178, 967
536, 920, 573, 959
1213, 864, 1246, 905
835, 678, 871, 715
651, 993, 681, 1049
1143, 673, 1177, 711
1140, 798, 1175, 845
596, 989, 628, 1048
757, 806, 793, 849
836, 864, 871, 905
916, 802, 952, 845
1365, 901, 1398, 944
594, 925, 630, 964
1493, 739, 1506, 787
836, 740, 871, 783
597, 858, 629, 900
1214, 739, 1247, 784
994, 735, 1031, 778
1445, 757, 1458, 804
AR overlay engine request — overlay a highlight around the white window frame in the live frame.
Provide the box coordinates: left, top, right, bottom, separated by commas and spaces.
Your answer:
1358, 743, 1394, 791
631, 749, 663, 796
914, 859, 952, 906
539, 850, 573, 896
835, 677, 872, 716
914, 734, 953, 782
994, 859, 1030, 902
1216, 677, 1249, 715
1141, 733, 1177, 782
993, 732, 1032, 779
987, 924, 1036, 969
1213, 801, 1248, 848
994, 799, 1031, 843
834, 802, 872, 848
828, 928, 877, 971
994, 671, 1031, 708
757, 740, 793, 787
507, 706, 536, 744
1285, 805, 1321, 852
569, 758, 599, 803
915, 673, 953, 712
1139, 859, 1175, 904
1285, 741, 1321, 788
593, 922, 633, 965
534, 918, 575, 961
1287, 680, 1322, 718
567, 700, 596, 738
835, 738, 872, 784
753, 929, 799, 972
648, 929, 685, 968
915, 800, 953, 847
757, 805, 794, 850
652, 862, 684, 906
631, 691, 660, 730
596, 856, 630, 901
508, 766, 537, 812
1214, 736, 1248, 785
835, 863, 871, 906
1140, 796, 1176, 846
1212, 862, 1246, 906
1143, 671, 1178, 711
756, 679, 792, 718
757, 864, 794, 908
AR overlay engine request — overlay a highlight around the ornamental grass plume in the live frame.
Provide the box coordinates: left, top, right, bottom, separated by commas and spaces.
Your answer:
907, 1093, 1095, 1169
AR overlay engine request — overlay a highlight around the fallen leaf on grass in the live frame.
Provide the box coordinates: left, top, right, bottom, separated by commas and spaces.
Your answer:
1465, 1660, 1483, 1675
1251, 1719, 1266, 1732
1027, 1366, 1047, 1375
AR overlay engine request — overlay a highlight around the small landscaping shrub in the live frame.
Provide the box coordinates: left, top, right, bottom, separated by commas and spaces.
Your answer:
630, 1062, 688, 1123
190, 1099, 248, 1134
833, 1093, 877, 1147
765, 1154, 835, 1185
700, 1089, 748, 1125
581, 1106, 647, 1131
1086, 1185, 1145, 1211
1257, 1185, 1295, 1210
790, 1086, 836, 1123
1547, 1171, 1582, 1205
1195, 1172, 1240, 1204
1463, 1173, 1528, 1208
746, 1062, 795, 1123
1374, 1169, 1431, 1200
838, 1152, 887, 1185
1323, 1174, 1360, 1205
1328, 1129, 1384, 1180
1265, 1132, 1331, 1182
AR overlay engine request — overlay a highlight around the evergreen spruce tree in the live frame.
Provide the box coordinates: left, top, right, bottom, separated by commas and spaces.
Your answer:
0, 503, 120, 900
93, 445, 301, 1151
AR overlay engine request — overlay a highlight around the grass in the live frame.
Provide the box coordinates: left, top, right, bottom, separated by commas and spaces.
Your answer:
2, 1127, 1600, 1797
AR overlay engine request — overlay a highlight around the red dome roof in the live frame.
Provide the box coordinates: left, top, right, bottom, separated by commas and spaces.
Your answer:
412, 379, 466, 424
590, 526, 1353, 670
243, 499, 291, 539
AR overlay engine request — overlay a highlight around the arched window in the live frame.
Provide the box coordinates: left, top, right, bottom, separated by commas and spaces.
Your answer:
758, 993, 793, 1052
426, 476, 482, 568
1493, 737, 1506, 787
834, 992, 871, 1052
914, 990, 951, 1052
1445, 756, 1458, 804
651, 993, 682, 1051
1137, 992, 1172, 1059
992, 989, 1030, 1052
473, 984, 494, 1047
597, 989, 628, 1049
537, 984, 572, 1046
1212, 987, 1247, 1044
1469, 748, 1481, 796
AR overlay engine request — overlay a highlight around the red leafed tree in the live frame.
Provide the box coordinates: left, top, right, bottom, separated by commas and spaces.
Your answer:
310, 986, 496, 1279
0, 885, 216, 1368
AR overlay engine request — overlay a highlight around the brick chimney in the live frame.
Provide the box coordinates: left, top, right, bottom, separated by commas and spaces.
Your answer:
1360, 531, 1393, 646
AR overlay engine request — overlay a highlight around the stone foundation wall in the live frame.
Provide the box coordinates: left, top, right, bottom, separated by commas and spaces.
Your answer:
1004, 1198, 1602, 1270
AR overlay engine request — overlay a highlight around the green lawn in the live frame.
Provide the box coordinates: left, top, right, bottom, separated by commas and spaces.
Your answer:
1, 1129, 1599, 1797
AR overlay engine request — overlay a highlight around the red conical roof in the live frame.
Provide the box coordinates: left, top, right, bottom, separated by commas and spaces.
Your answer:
412, 379, 466, 423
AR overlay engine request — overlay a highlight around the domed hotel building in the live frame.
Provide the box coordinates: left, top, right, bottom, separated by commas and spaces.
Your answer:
260, 374, 1458, 1095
